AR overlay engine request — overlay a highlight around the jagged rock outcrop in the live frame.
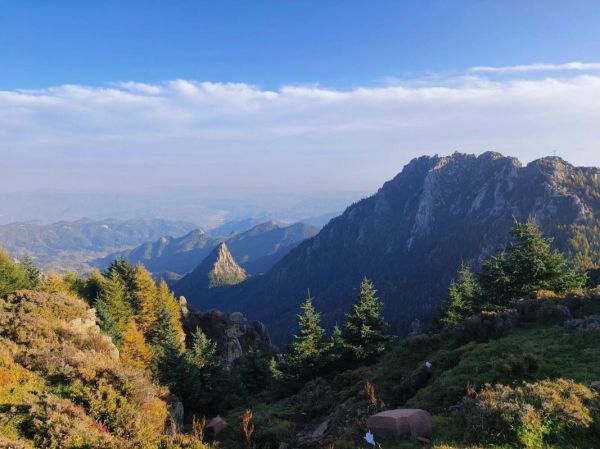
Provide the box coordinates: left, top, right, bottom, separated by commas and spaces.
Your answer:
178, 296, 272, 363
175, 242, 247, 301
186, 152, 600, 344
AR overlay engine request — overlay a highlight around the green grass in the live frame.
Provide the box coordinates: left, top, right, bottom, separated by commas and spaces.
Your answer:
406, 325, 600, 412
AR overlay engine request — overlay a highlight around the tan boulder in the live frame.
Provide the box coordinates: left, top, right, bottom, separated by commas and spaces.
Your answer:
366, 409, 432, 438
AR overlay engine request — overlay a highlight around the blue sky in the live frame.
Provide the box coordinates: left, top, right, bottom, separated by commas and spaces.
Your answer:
2, 1, 600, 203
3, 0, 600, 89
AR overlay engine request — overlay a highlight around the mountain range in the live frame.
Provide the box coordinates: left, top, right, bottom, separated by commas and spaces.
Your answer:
176, 152, 600, 344
0, 218, 197, 273
96, 221, 319, 276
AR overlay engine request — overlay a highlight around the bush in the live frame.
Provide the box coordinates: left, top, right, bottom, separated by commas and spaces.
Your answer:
457, 378, 598, 448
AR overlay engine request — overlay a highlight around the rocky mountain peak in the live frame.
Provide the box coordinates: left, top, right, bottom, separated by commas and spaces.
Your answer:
206, 242, 247, 288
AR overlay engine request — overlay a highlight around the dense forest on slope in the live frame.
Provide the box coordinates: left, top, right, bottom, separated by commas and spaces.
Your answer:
184, 153, 600, 344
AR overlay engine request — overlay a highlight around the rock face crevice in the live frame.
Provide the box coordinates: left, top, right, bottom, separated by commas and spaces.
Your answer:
185, 152, 600, 344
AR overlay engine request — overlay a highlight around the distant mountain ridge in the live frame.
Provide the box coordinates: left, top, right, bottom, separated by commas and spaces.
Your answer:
181, 152, 600, 343
0, 218, 197, 273
96, 221, 319, 276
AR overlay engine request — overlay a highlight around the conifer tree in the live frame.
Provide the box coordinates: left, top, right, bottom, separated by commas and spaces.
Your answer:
21, 256, 41, 288
94, 295, 121, 342
439, 263, 478, 327
133, 264, 160, 333
120, 320, 153, 369
0, 249, 31, 296
96, 271, 132, 337
150, 300, 183, 387
104, 258, 137, 309
479, 218, 586, 308
340, 278, 389, 363
186, 327, 220, 370
288, 291, 330, 377
158, 280, 185, 347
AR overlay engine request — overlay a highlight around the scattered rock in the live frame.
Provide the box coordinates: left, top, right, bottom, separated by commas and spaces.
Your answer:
367, 409, 432, 438
564, 315, 600, 332
166, 395, 184, 433
206, 416, 227, 437
311, 419, 328, 438
456, 310, 519, 342
590, 381, 600, 392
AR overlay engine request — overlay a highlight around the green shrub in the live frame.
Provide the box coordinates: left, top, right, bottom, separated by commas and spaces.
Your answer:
457, 378, 598, 448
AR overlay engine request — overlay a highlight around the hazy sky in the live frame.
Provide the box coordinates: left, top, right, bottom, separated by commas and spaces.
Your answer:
2, 1, 600, 195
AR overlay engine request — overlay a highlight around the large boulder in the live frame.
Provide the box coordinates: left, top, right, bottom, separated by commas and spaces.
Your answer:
206, 416, 227, 437
367, 409, 432, 438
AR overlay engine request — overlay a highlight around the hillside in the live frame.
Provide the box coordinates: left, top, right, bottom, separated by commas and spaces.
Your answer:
184, 152, 600, 343
0, 218, 196, 273
0, 290, 208, 449
98, 221, 319, 276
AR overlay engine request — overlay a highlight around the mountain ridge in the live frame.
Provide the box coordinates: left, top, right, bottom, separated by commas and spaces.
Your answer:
180, 152, 600, 344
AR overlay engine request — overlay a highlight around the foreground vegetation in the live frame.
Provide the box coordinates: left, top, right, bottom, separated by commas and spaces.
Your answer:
0, 219, 599, 448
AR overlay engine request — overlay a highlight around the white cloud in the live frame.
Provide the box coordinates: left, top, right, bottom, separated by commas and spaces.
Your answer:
1, 71, 600, 194
469, 61, 600, 73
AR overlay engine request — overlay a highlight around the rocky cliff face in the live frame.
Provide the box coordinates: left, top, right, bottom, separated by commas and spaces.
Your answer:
184, 152, 600, 343
175, 242, 247, 300
178, 296, 272, 363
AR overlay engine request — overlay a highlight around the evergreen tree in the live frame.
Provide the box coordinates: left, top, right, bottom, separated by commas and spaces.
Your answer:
21, 256, 41, 288
439, 263, 478, 327
96, 271, 132, 337
133, 264, 160, 333
288, 291, 330, 377
186, 327, 220, 369
158, 280, 185, 347
94, 295, 121, 342
120, 320, 153, 369
104, 259, 137, 313
150, 300, 183, 388
340, 278, 389, 363
479, 218, 587, 308
0, 249, 31, 296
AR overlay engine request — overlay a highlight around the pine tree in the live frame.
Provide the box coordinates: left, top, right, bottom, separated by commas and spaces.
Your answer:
288, 291, 330, 377
186, 327, 220, 370
150, 300, 183, 388
158, 280, 185, 347
479, 218, 587, 308
340, 278, 389, 363
104, 258, 137, 310
439, 263, 478, 327
21, 256, 40, 288
0, 249, 31, 296
133, 264, 160, 333
96, 271, 132, 337
94, 295, 121, 342
120, 320, 153, 369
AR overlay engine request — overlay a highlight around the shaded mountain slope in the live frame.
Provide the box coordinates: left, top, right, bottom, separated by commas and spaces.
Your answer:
98, 221, 318, 276
184, 152, 600, 344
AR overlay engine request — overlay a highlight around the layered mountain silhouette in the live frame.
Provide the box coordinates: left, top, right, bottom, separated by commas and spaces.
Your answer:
96, 221, 318, 276
0, 218, 196, 273
176, 242, 247, 296
178, 152, 600, 343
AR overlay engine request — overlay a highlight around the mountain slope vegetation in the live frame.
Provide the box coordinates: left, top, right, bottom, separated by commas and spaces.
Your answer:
186, 153, 600, 343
